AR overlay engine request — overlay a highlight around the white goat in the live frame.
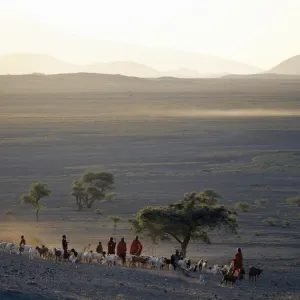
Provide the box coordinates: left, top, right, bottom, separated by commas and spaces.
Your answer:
149, 256, 166, 269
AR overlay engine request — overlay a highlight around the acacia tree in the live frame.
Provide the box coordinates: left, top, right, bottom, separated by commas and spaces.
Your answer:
21, 182, 52, 221
129, 191, 237, 257
199, 189, 222, 205
108, 216, 121, 235
71, 171, 115, 210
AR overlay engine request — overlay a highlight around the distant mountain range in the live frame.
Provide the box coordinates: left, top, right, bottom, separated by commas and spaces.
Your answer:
0, 53, 254, 78
268, 55, 300, 75
0, 53, 299, 77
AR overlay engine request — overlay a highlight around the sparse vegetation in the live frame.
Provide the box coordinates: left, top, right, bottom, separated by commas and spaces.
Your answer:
282, 220, 291, 228
263, 217, 278, 226
20, 182, 52, 221
235, 201, 250, 212
255, 199, 268, 207
108, 216, 121, 235
286, 196, 300, 207
71, 171, 115, 210
129, 190, 237, 257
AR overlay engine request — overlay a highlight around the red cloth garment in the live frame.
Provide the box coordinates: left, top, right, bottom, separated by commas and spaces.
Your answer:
117, 241, 127, 257
130, 240, 143, 256
234, 252, 243, 269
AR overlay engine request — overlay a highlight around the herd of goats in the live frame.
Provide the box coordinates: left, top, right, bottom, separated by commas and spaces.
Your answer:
0, 241, 263, 285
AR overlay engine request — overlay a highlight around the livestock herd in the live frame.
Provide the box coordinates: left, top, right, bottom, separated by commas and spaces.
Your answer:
0, 241, 263, 285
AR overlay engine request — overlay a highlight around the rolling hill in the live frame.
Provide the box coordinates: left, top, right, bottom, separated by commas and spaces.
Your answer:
0, 52, 261, 77
268, 55, 300, 75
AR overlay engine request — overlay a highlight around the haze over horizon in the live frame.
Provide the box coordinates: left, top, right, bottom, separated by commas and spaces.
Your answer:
1, 0, 300, 71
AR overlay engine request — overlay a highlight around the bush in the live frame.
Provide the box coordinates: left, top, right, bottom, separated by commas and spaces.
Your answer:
263, 218, 278, 226
5, 210, 13, 215
95, 208, 102, 215
254, 199, 268, 207
286, 196, 300, 207
282, 220, 290, 227
235, 201, 250, 212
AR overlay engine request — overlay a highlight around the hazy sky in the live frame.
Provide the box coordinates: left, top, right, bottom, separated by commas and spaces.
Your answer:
1, 0, 299, 69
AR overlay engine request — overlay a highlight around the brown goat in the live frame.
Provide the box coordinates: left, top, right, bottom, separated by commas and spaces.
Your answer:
54, 248, 62, 262
220, 274, 237, 285
35, 245, 49, 259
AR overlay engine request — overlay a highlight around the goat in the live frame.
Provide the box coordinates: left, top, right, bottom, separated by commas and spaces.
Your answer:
53, 248, 62, 262
149, 257, 166, 269
249, 267, 263, 281
198, 259, 208, 272
35, 245, 49, 259
220, 274, 237, 285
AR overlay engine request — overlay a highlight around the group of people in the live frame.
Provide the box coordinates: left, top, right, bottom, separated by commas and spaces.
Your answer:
19, 235, 244, 276
64, 235, 143, 263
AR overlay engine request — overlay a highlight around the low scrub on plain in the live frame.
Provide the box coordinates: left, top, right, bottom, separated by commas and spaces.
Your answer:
235, 201, 250, 212
263, 217, 278, 226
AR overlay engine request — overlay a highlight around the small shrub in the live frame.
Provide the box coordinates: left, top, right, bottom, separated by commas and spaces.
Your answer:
235, 201, 250, 212
5, 210, 13, 215
263, 218, 278, 226
282, 220, 290, 227
95, 208, 102, 215
286, 196, 300, 207
255, 199, 268, 207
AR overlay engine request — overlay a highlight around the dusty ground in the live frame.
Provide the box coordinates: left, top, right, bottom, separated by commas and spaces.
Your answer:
1, 74, 300, 299
1, 251, 300, 300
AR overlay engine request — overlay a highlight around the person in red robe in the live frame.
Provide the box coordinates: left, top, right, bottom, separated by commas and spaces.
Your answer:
117, 237, 127, 265
107, 237, 116, 255
130, 236, 143, 256
232, 248, 244, 278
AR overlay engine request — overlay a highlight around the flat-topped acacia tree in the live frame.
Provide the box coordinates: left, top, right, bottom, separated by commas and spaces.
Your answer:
129, 191, 237, 258
21, 182, 52, 221
71, 171, 116, 210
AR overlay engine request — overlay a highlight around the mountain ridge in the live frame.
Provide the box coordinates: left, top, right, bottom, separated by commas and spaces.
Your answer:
0, 53, 259, 77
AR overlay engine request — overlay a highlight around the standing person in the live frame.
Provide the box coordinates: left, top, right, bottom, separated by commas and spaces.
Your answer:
107, 237, 116, 255
62, 235, 69, 259
232, 247, 244, 279
96, 242, 103, 254
117, 237, 127, 265
170, 249, 180, 270
130, 236, 143, 256
19, 235, 26, 254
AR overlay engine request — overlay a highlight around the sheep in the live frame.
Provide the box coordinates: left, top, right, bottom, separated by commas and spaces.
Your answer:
47, 247, 56, 260
4, 243, 19, 255
29, 247, 40, 260
90, 252, 104, 263
0, 242, 8, 253
82, 250, 93, 263
70, 248, 84, 263
177, 259, 187, 269
102, 254, 119, 266
149, 257, 166, 269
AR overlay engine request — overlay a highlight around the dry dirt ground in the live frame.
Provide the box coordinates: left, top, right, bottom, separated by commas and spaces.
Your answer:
1, 74, 300, 299
0, 250, 300, 300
